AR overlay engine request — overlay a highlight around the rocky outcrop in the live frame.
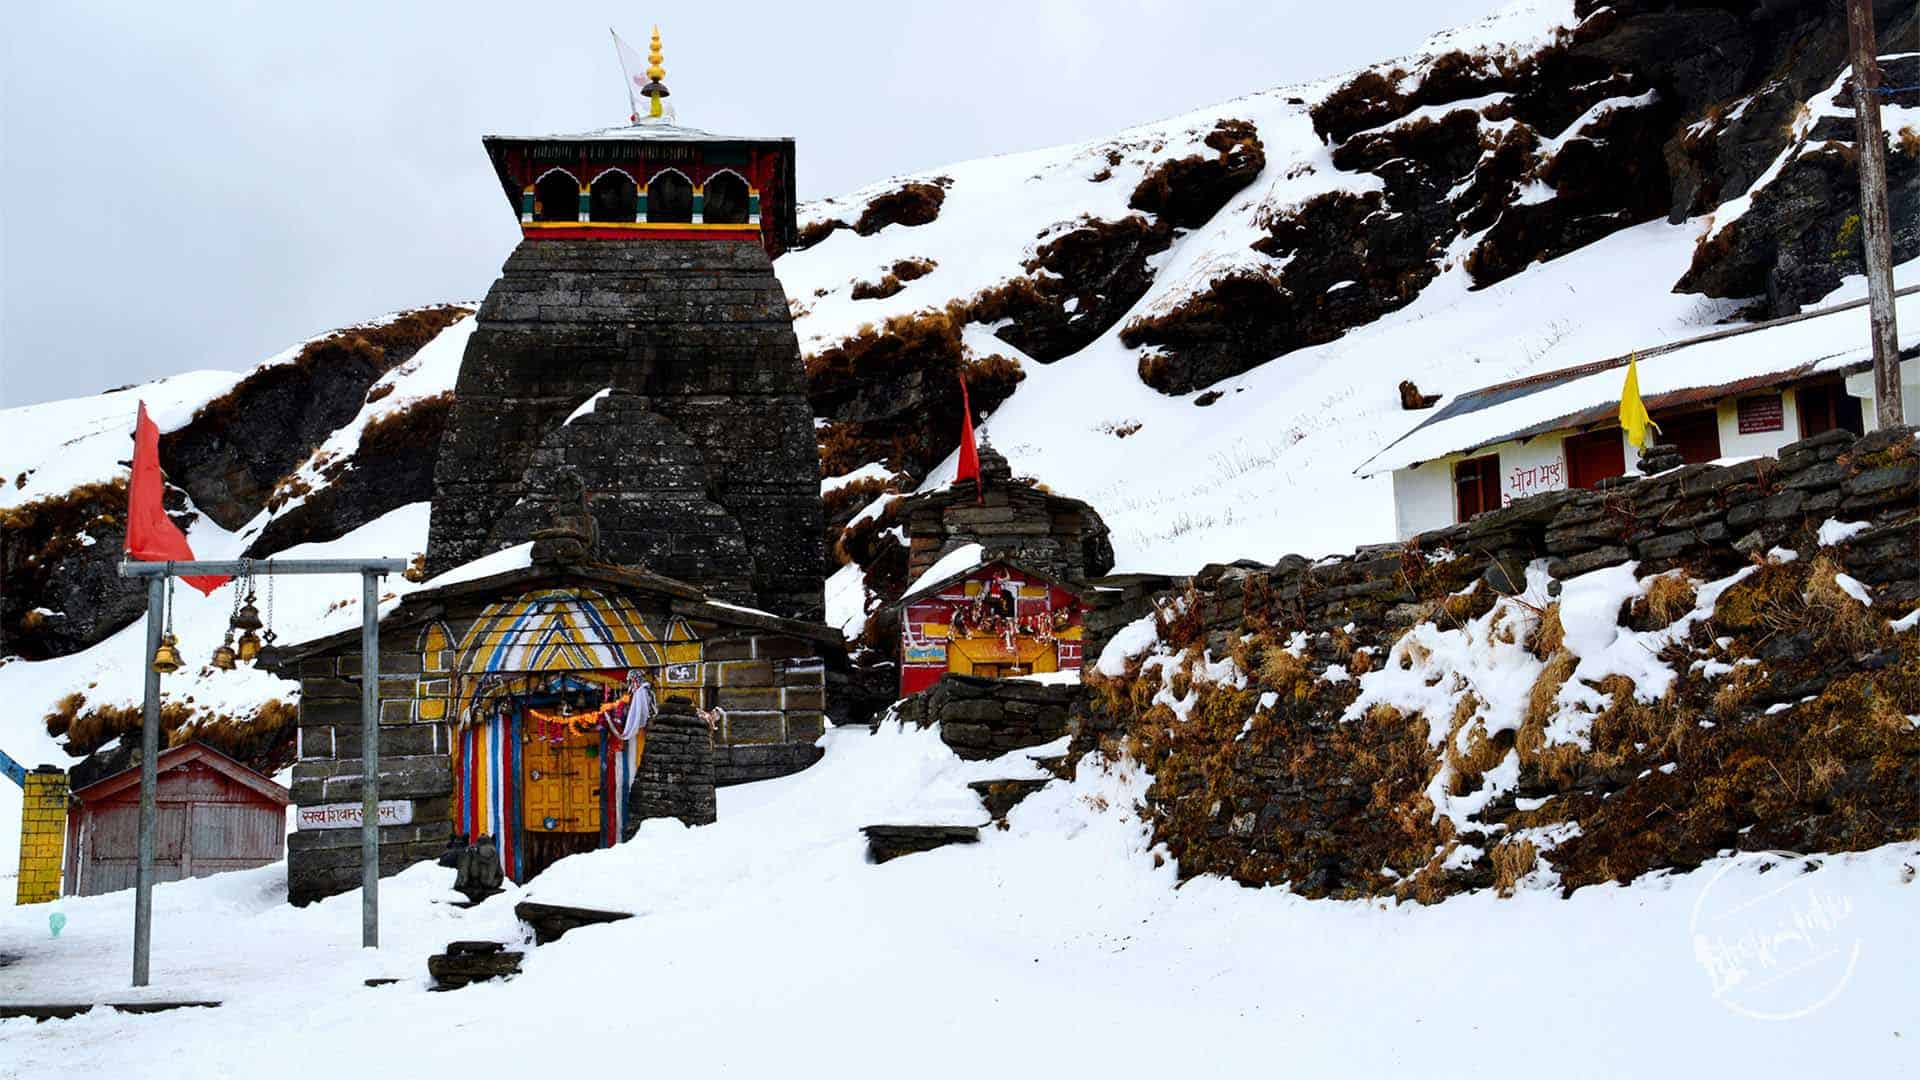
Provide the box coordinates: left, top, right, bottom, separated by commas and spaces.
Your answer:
795, 178, 951, 250
426, 238, 823, 620
0, 479, 147, 659
1678, 56, 1920, 315
245, 392, 453, 558
810, 308, 1026, 480
1128, 119, 1266, 229
976, 214, 1174, 364
159, 305, 470, 531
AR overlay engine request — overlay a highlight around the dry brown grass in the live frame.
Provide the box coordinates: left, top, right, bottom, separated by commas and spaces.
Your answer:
1635, 572, 1698, 629
1259, 646, 1309, 696
850, 275, 905, 301
1802, 554, 1884, 652
1491, 838, 1539, 897
1517, 649, 1579, 782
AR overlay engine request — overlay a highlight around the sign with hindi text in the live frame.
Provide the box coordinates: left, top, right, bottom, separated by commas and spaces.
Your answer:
296, 800, 413, 831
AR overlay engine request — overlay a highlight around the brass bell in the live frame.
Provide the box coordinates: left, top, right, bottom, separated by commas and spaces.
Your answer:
210, 637, 237, 671
236, 629, 263, 663
231, 593, 264, 633
151, 632, 183, 674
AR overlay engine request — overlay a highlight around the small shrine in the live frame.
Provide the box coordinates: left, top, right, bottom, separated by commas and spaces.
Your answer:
271, 479, 838, 903
895, 547, 1088, 697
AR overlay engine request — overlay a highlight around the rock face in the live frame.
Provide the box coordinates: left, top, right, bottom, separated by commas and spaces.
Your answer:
426, 238, 822, 620
160, 306, 469, 531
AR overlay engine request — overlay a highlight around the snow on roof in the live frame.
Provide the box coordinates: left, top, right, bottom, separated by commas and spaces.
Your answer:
485, 121, 782, 144
900, 543, 985, 602
1357, 286, 1920, 477
424, 542, 535, 590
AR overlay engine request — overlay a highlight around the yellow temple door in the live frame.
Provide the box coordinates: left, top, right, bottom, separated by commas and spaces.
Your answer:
521, 727, 603, 877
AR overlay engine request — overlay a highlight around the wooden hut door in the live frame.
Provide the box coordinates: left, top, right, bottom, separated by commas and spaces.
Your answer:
522, 727, 602, 836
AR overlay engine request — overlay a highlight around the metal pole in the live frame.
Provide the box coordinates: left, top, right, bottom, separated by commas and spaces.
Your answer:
1847, 0, 1904, 427
132, 576, 163, 987
361, 570, 380, 948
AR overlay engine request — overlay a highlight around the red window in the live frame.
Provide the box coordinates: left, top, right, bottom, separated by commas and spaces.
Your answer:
1658, 410, 1722, 465
1453, 455, 1501, 522
1564, 428, 1626, 489
1796, 381, 1865, 438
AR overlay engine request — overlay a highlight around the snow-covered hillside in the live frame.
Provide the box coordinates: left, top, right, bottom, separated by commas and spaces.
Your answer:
4, 726, 1915, 1077
780, 0, 1920, 575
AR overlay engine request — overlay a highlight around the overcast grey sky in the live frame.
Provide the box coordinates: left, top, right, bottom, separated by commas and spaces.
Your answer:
1, 0, 1504, 407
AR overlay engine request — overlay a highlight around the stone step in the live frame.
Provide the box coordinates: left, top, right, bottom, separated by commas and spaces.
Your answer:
0, 1001, 220, 1023
428, 943, 524, 990
861, 824, 983, 864
515, 901, 636, 945
967, 778, 1052, 820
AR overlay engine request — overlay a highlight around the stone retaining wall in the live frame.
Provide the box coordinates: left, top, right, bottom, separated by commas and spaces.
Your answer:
893, 673, 1076, 760
1168, 427, 1919, 660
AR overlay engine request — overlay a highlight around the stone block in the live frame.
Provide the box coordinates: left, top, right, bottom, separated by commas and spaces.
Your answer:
723, 710, 784, 745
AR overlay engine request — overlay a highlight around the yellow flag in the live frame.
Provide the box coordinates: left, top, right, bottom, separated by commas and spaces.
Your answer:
1620, 354, 1659, 450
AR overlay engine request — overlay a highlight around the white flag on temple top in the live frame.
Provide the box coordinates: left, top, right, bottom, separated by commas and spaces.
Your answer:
611, 29, 649, 121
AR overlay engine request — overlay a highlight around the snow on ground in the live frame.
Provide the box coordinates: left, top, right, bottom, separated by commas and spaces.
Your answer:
3, 721, 1915, 1078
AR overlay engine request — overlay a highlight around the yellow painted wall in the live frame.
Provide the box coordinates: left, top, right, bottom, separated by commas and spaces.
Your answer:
17, 769, 68, 904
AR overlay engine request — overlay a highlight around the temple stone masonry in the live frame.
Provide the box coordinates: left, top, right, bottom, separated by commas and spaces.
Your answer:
427, 238, 823, 619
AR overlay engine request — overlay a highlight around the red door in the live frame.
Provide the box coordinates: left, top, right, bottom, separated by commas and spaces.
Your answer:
1661, 410, 1722, 465
1453, 455, 1501, 522
1565, 428, 1626, 489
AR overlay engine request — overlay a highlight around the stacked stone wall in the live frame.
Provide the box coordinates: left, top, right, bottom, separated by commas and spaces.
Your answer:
1071, 426, 1920, 902
1157, 427, 1920, 661
627, 702, 717, 830
894, 674, 1076, 760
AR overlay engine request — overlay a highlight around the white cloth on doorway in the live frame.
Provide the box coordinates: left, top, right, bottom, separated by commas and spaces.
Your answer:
610, 678, 655, 741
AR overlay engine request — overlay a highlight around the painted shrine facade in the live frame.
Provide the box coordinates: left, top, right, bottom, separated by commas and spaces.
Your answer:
272, 564, 838, 903
898, 560, 1087, 698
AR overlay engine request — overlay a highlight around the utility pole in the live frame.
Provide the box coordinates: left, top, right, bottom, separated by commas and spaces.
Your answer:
1846, 0, 1904, 427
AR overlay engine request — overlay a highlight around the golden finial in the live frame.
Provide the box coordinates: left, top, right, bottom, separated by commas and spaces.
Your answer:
643, 25, 669, 118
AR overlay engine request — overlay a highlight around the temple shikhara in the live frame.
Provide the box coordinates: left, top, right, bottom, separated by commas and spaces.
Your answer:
276, 33, 832, 902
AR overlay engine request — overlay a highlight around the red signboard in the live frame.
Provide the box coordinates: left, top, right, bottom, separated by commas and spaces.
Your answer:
1737, 395, 1783, 434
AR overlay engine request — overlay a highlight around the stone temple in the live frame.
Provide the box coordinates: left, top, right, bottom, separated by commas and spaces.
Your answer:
270, 43, 841, 903
424, 56, 821, 620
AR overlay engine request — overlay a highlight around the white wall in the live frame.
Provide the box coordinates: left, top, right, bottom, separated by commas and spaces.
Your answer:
1391, 459, 1456, 540
1391, 432, 1570, 539
1712, 390, 1803, 460
1845, 357, 1920, 431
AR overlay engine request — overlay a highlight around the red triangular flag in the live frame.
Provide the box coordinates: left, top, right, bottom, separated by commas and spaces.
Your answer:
126, 402, 229, 595
953, 375, 981, 503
